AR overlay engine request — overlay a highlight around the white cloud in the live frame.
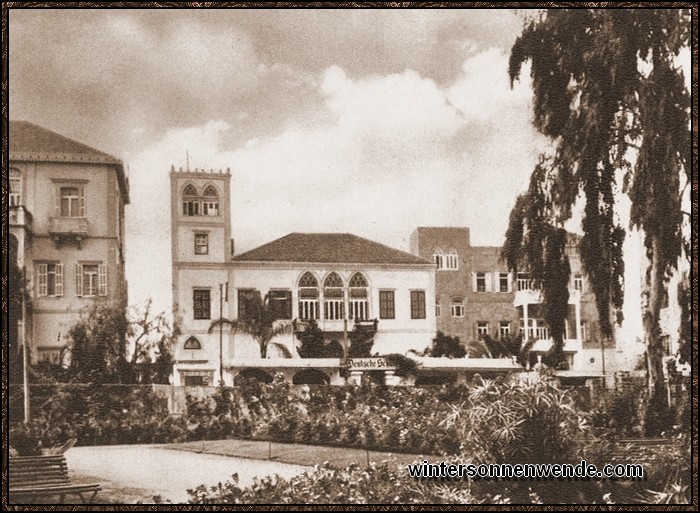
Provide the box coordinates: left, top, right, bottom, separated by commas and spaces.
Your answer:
125, 49, 542, 310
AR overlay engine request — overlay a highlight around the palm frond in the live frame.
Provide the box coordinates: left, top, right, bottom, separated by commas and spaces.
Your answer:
268, 342, 293, 359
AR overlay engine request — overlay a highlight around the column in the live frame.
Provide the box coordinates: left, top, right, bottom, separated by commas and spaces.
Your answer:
523, 304, 529, 341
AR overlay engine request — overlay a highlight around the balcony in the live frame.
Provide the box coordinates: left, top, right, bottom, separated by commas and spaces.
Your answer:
49, 217, 88, 248
9, 206, 33, 230
514, 285, 581, 307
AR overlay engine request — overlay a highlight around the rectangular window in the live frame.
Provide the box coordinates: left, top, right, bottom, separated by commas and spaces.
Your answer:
324, 298, 344, 320
182, 371, 213, 386
194, 233, 209, 255
203, 201, 219, 216
451, 299, 464, 318
269, 289, 292, 320
410, 290, 426, 319
379, 290, 395, 319
435, 296, 441, 317
349, 299, 369, 321
445, 252, 458, 270
193, 289, 211, 320
10, 169, 21, 206
574, 274, 584, 292
183, 200, 200, 216
75, 263, 106, 296
36, 263, 64, 297
37, 348, 62, 364
476, 273, 487, 292
499, 272, 510, 293
580, 321, 587, 341
237, 289, 260, 321
59, 186, 85, 217
477, 322, 489, 337
298, 288, 319, 320
499, 321, 511, 338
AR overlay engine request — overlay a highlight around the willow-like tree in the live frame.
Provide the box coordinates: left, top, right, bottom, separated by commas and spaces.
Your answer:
504, 9, 690, 433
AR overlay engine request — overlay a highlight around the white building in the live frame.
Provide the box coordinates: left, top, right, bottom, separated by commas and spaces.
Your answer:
170, 167, 436, 386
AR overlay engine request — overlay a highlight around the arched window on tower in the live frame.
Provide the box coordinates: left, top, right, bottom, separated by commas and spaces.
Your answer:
202, 185, 219, 216
298, 272, 319, 320
323, 272, 344, 320
348, 273, 369, 320
182, 184, 200, 216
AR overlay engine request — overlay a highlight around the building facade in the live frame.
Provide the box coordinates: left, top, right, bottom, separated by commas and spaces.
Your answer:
9, 121, 129, 363
410, 227, 608, 374
170, 168, 436, 386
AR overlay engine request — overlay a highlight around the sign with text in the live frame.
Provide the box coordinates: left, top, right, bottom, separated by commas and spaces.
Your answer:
347, 358, 394, 370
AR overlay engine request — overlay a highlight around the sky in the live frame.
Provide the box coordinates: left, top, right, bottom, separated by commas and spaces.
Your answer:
9, 8, 689, 328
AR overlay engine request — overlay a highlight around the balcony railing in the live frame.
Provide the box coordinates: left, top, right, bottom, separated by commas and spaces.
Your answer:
517, 278, 541, 291
49, 217, 88, 236
521, 327, 550, 341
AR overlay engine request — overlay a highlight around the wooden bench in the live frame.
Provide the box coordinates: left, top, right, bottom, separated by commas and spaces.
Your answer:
9, 455, 101, 504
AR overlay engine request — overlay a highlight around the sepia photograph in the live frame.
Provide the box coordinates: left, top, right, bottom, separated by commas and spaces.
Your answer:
4, 4, 695, 507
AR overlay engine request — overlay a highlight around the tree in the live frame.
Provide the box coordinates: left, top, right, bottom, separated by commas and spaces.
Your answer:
424, 332, 466, 358
127, 298, 178, 382
295, 319, 343, 358
506, 9, 690, 433
68, 301, 128, 383
8, 235, 25, 383
347, 321, 376, 358
208, 292, 289, 359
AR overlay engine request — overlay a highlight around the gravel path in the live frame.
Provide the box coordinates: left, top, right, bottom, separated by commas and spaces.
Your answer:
64, 445, 310, 504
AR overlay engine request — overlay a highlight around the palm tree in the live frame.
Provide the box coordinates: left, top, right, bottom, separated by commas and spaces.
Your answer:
208, 293, 292, 359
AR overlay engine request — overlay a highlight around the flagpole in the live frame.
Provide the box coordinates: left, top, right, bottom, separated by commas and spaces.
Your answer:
219, 283, 224, 387
22, 265, 29, 424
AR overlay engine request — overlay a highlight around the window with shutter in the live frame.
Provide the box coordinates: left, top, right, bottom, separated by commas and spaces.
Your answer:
269, 290, 292, 320
79, 187, 86, 216
75, 264, 83, 296
55, 264, 64, 296
98, 264, 107, 296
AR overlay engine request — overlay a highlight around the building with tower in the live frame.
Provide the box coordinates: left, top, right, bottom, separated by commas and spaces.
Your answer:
170, 167, 437, 386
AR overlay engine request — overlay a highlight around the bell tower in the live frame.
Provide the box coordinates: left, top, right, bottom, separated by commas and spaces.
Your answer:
170, 166, 232, 386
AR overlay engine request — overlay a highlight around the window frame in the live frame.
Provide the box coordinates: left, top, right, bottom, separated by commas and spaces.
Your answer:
476, 272, 487, 293
298, 272, 319, 320
498, 272, 510, 293
499, 321, 511, 339
194, 232, 209, 255
57, 184, 85, 218
410, 290, 426, 319
75, 263, 106, 297
9, 168, 22, 207
193, 288, 212, 320
269, 289, 293, 320
477, 321, 489, 337
36, 262, 64, 297
444, 249, 459, 270
183, 336, 202, 350
379, 290, 395, 320
451, 298, 464, 318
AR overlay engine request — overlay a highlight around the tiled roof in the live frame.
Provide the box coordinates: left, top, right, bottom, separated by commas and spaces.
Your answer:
9, 121, 129, 203
10, 121, 122, 164
234, 233, 432, 265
